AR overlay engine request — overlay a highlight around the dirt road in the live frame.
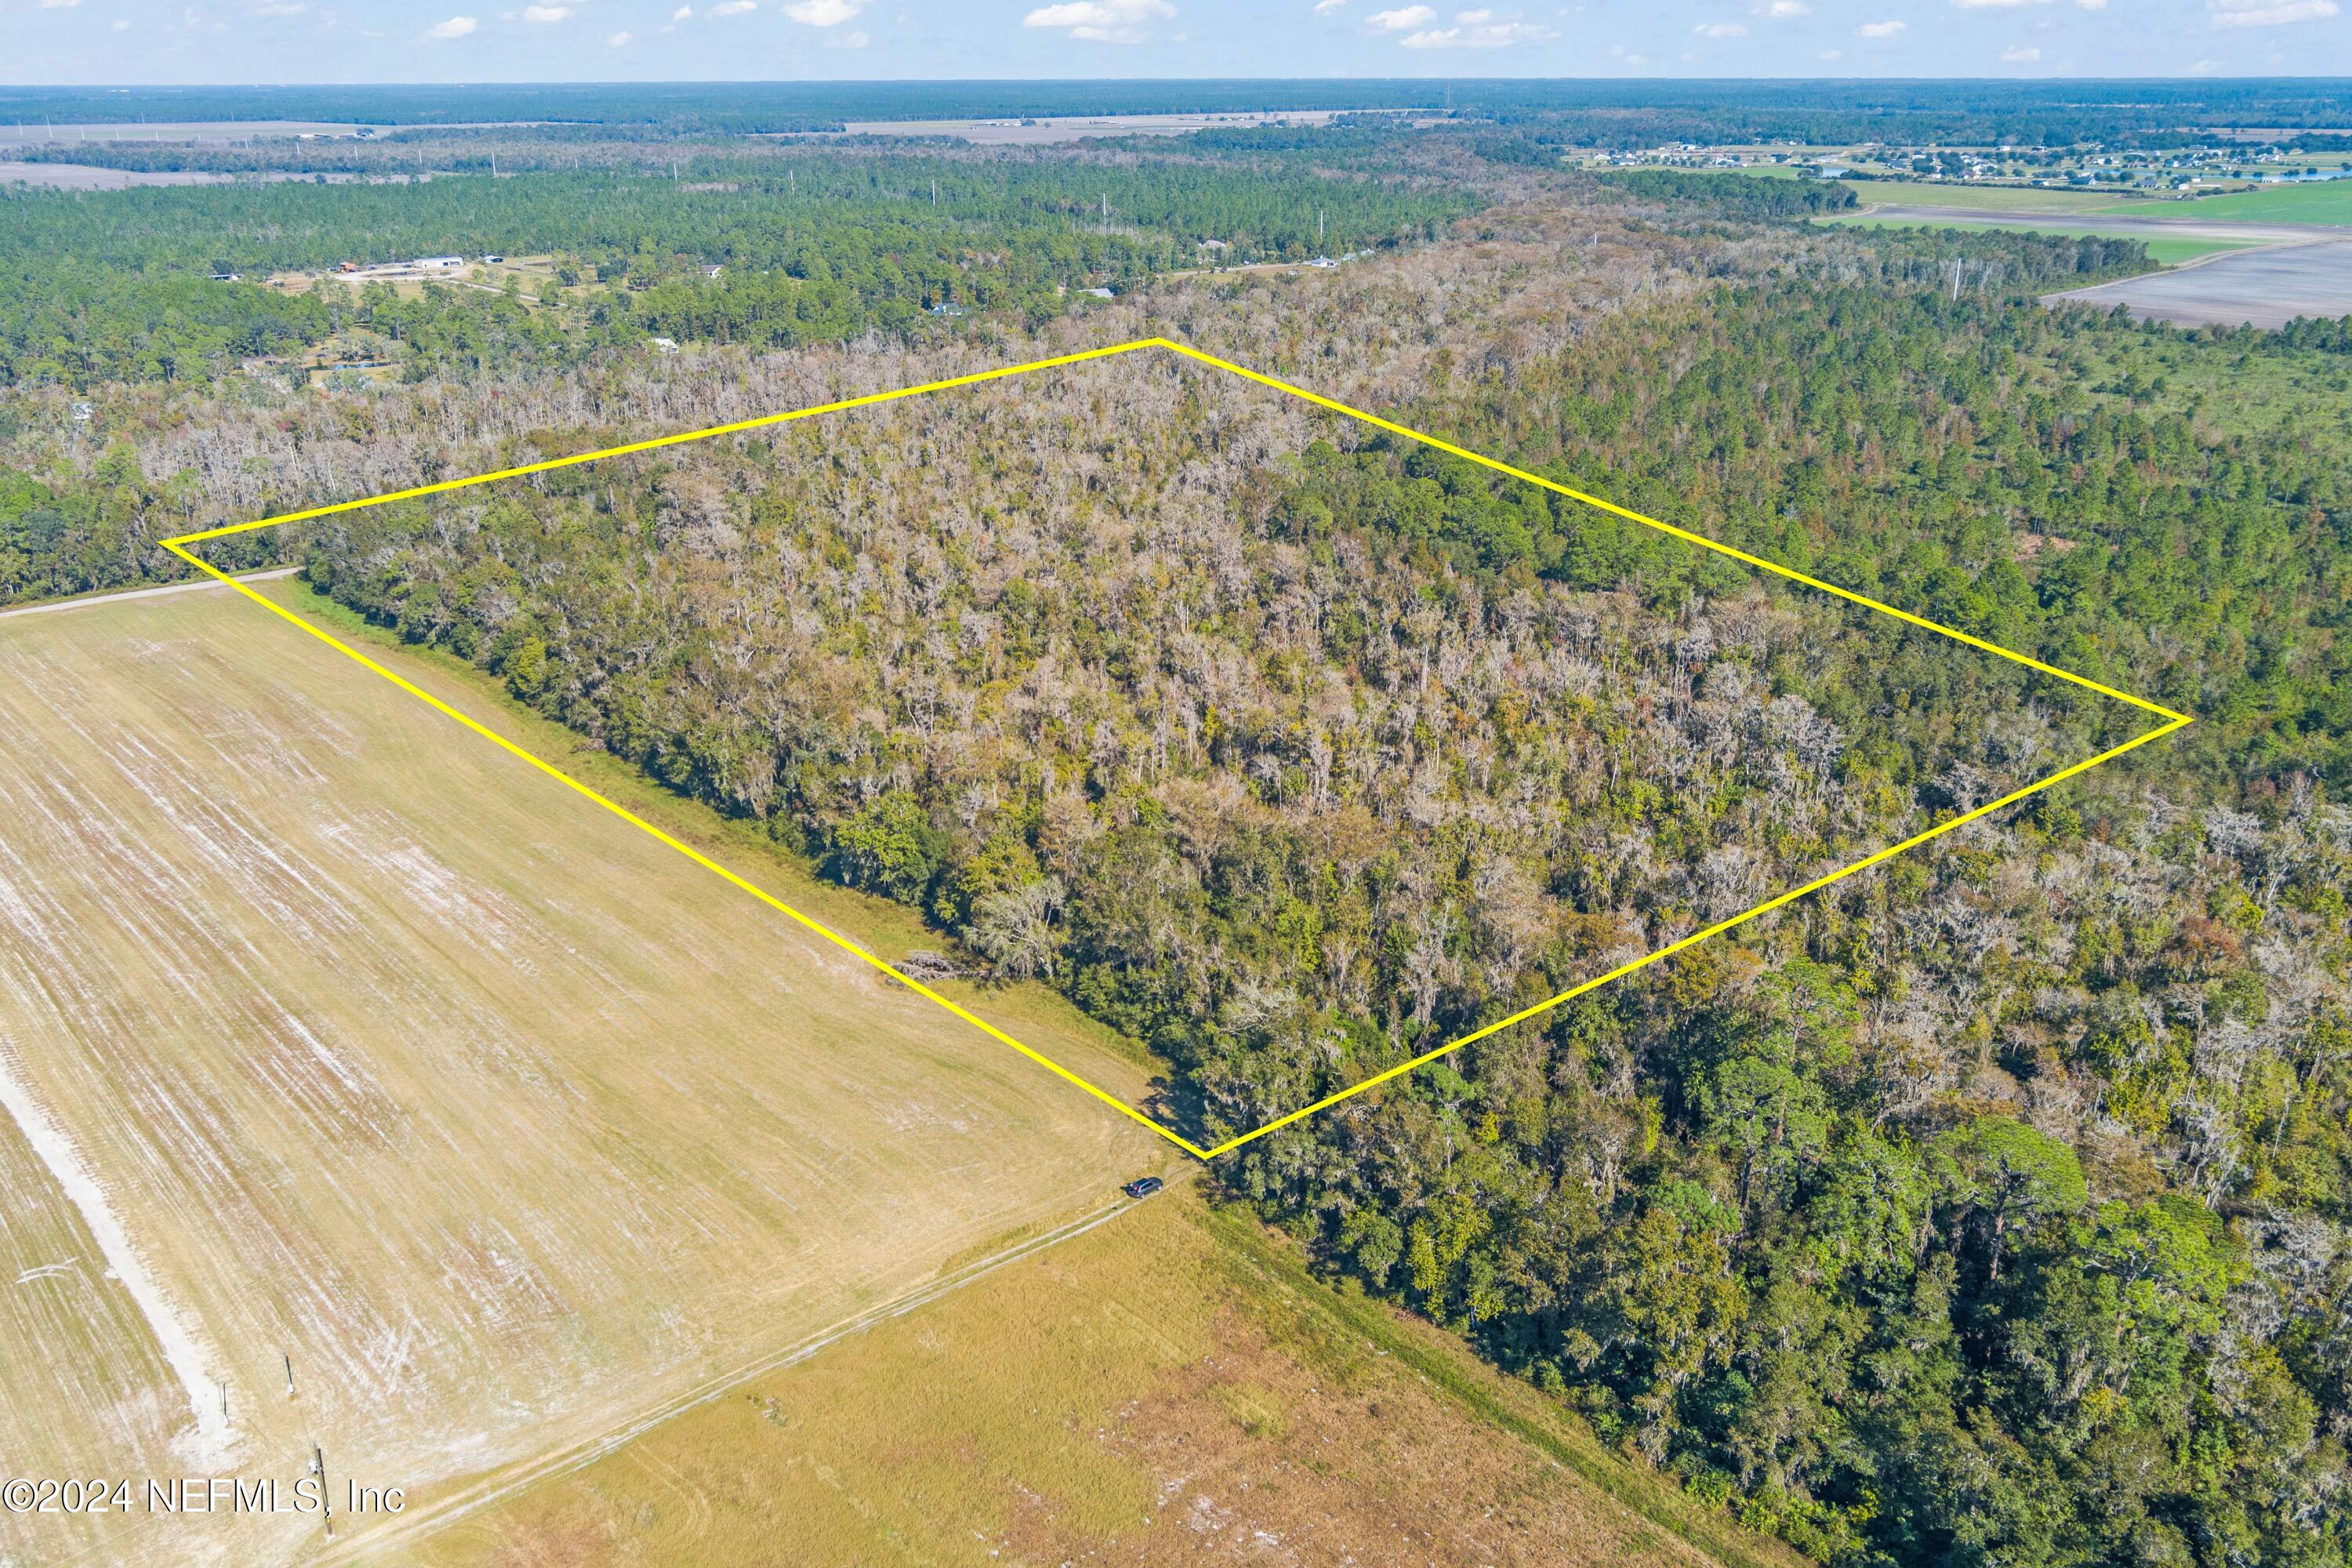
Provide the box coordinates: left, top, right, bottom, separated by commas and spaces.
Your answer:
0, 567, 298, 622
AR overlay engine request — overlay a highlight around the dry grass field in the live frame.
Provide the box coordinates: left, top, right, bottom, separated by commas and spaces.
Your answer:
407, 1189, 1801, 1568
0, 582, 1156, 1566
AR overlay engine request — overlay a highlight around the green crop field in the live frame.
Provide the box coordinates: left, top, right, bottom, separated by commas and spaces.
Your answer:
404, 1189, 1802, 1568
1817, 212, 2254, 264
1842, 176, 2352, 227
1842, 180, 2150, 214
0, 581, 1156, 1567
2160, 179, 2352, 225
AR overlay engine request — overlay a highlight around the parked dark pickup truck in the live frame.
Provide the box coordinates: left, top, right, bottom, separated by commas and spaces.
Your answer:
1122, 1176, 1163, 1200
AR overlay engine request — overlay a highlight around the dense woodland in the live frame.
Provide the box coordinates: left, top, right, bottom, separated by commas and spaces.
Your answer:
4, 142, 2352, 1568
0, 154, 1465, 386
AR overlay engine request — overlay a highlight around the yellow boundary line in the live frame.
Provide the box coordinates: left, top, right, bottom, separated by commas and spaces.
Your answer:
162, 337, 2190, 1162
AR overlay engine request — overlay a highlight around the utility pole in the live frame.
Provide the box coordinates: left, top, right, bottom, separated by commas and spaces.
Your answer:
931, 177, 938, 206
283, 1351, 295, 1399
313, 1444, 334, 1541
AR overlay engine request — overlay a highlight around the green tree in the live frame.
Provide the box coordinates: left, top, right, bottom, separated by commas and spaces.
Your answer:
828, 790, 944, 906
1933, 1116, 2089, 1283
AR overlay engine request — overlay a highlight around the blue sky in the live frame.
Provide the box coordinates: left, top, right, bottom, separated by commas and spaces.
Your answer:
5, 0, 2346, 85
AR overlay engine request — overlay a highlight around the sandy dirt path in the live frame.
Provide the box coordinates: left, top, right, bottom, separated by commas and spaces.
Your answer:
0, 567, 299, 622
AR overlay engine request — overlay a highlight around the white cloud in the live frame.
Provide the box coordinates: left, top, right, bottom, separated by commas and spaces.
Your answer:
1817, 45, 1840, 55
2211, 0, 2336, 20
1755, 0, 1806, 13
2001, 42, 2040, 56
784, 0, 861, 21
829, 24, 868, 41
521, 3, 570, 19
1365, 3, 1435, 24
1693, 20, 1747, 34
1400, 13, 1557, 44
1857, 16, 1903, 33
670, 3, 691, 13
252, 0, 306, 13
1021, 0, 1174, 38
1313, 0, 1348, 9
426, 13, 475, 34
607, 26, 633, 40
710, 0, 754, 13
38, 0, 82, 9
111, 14, 129, 24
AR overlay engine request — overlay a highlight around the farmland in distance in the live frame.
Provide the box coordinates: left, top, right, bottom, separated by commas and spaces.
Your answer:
0, 584, 1155, 1566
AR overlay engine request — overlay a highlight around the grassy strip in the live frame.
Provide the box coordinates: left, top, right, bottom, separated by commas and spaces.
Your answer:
257, 572, 1160, 1076
1200, 1200, 1802, 1568
1835, 180, 2150, 215
2137, 180, 2352, 225
1818, 212, 2253, 265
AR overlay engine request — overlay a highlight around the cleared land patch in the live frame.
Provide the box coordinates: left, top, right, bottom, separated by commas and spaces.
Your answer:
0, 586, 1153, 1566
404, 1191, 1801, 1568
2047, 238, 2352, 328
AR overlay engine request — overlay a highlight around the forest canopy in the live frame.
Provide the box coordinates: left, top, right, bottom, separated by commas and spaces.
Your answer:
2, 143, 2350, 1568
0, 154, 1468, 385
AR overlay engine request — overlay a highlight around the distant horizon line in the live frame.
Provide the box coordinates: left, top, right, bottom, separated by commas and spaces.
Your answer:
5, 74, 2352, 89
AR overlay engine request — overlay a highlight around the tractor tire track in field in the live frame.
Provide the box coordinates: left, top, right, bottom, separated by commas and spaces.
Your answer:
317, 1193, 1156, 1565
0, 586, 1156, 1568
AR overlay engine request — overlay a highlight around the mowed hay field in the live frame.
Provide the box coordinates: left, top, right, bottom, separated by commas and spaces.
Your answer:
0, 583, 1156, 1566
412, 1191, 1801, 1568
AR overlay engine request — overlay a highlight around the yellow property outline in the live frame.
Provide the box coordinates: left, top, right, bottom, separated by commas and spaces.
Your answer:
162, 337, 2190, 1162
